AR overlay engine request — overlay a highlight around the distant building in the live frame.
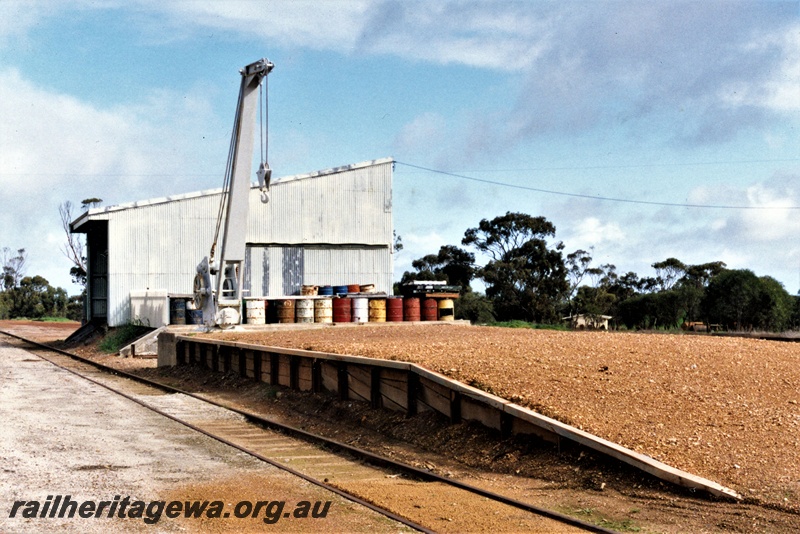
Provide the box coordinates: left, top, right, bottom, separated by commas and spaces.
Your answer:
70, 158, 394, 327
563, 314, 613, 330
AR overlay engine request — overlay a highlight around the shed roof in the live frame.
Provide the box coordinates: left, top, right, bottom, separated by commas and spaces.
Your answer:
70, 157, 393, 233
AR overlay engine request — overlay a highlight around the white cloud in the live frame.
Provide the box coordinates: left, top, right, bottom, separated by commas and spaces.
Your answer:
547, 172, 800, 293
737, 182, 800, 241
710, 218, 727, 231
614, 176, 800, 290
0, 1, 50, 43
0, 1, 127, 47
353, 2, 552, 70
686, 185, 721, 206
0, 68, 125, 192
0, 68, 222, 196
0, 0, 373, 53
112, 1, 551, 71
685, 176, 800, 242
567, 217, 626, 247
393, 230, 447, 276
0, 68, 225, 292
400, 230, 447, 251
724, 23, 800, 113
132, 0, 371, 51
4, 2, 800, 296
393, 112, 447, 155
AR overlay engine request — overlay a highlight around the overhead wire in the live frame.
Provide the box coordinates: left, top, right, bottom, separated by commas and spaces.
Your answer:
394, 161, 800, 210
5, 156, 799, 178
400, 157, 800, 173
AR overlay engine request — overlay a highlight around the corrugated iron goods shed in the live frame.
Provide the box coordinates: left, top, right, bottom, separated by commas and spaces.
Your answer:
70, 158, 394, 327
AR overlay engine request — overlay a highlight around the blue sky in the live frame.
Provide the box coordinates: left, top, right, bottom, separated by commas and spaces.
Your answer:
1, 1, 799, 296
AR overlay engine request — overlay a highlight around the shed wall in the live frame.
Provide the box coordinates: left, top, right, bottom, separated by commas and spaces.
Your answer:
100, 160, 393, 326
244, 245, 392, 298
247, 161, 393, 244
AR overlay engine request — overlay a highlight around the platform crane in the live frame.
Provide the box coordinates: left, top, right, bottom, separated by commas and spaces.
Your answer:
193, 58, 275, 328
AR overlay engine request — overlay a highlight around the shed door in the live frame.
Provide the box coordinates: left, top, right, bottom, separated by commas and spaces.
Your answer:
88, 223, 109, 322
244, 245, 304, 297
281, 246, 304, 296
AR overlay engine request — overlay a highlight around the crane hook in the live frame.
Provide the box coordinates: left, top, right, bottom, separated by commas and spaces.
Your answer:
257, 161, 271, 204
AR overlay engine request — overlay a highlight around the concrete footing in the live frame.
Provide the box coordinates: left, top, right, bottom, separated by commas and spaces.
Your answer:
120, 326, 168, 357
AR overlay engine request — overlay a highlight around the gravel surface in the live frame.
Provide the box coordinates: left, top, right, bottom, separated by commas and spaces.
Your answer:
0, 320, 81, 342
0, 336, 408, 533
209, 324, 800, 509
7, 321, 800, 531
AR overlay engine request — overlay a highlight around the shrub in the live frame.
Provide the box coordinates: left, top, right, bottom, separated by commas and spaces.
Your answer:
455, 292, 495, 324
490, 320, 568, 331
98, 323, 153, 353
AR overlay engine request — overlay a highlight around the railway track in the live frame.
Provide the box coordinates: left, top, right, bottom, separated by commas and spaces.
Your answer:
1, 330, 616, 533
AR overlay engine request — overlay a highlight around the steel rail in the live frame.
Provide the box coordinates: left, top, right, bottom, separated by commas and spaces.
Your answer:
1, 330, 617, 534
1, 330, 431, 533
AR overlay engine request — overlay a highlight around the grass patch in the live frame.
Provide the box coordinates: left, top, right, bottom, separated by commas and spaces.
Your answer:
597, 518, 642, 532
98, 324, 153, 353
567, 507, 642, 532
6, 316, 73, 322
489, 320, 568, 331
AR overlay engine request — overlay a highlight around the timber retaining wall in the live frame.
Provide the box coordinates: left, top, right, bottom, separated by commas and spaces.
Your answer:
160, 332, 740, 500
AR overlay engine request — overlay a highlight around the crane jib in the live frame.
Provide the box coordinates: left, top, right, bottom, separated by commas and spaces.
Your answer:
195, 58, 275, 329
242, 58, 274, 77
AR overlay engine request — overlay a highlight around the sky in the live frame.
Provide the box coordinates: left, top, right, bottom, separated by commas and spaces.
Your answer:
1, 0, 799, 297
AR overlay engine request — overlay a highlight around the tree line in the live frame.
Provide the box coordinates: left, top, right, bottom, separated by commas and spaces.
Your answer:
4, 206, 799, 331
0, 247, 83, 321
0, 200, 95, 321
399, 212, 800, 332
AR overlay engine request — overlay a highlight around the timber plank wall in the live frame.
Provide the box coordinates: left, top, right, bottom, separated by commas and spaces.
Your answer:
159, 332, 740, 500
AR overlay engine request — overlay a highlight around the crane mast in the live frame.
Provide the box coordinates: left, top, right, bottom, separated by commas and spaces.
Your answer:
194, 58, 274, 328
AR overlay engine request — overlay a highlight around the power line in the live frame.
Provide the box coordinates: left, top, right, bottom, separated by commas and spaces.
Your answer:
399, 157, 800, 174
395, 161, 800, 210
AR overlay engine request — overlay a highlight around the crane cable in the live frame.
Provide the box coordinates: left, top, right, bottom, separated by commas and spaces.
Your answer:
211, 76, 245, 262
257, 73, 272, 204
260, 75, 267, 166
